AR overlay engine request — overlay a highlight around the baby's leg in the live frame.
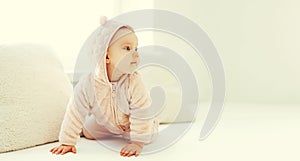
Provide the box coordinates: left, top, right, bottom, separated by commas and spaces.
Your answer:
82, 115, 114, 140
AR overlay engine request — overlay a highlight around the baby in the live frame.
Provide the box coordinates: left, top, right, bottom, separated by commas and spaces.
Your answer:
50, 18, 158, 157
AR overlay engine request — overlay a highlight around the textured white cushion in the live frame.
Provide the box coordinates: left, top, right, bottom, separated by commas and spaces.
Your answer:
0, 43, 72, 153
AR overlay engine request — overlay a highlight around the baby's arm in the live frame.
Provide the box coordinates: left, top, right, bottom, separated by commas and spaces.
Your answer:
50, 76, 92, 155
50, 96, 86, 155
120, 72, 159, 157
50, 102, 80, 156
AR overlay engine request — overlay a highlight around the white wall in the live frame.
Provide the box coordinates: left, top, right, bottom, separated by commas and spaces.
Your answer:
116, 0, 155, 52
1, 0, 299, 104
151, 0, 300, 104
0, 0, 121, 73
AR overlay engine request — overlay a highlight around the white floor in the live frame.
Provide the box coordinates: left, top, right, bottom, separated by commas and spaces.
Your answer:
1, 103, 299, 161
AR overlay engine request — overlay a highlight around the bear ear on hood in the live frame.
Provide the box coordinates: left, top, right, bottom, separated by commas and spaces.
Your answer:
100, 16, 107, 25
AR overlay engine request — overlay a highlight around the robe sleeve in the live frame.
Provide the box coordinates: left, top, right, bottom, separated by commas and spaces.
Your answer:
58, 76, 92, 145
128, 72, 159, 143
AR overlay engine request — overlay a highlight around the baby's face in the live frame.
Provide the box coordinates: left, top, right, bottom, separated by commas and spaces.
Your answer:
107, 32, 139, 74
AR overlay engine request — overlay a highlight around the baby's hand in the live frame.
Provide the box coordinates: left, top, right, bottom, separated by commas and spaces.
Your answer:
120, 141, 144, 157
50, 144, 77, 155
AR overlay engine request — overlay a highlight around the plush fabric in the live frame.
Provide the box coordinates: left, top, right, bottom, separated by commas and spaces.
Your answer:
59, 19, 158, 146
0, 43, 72, 153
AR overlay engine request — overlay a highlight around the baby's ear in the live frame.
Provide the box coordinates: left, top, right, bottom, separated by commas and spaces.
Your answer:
106, 54, 110, 64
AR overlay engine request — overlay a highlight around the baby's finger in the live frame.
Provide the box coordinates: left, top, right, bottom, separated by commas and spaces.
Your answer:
125, 149, 134, 157
135, 151, 140, 157
120, 147, 128, 156
120, 146, 128, 153
55, 147, 64, 154
72, 147, 77, 154
127, 150, 135, 157
61, 148, 69, 155
122, 148, 132, 157
51, 147, 58, 154
119, 150, 124, 156
121, 151, 128, 157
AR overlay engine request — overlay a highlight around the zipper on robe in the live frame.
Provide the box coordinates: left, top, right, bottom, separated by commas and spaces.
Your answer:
111, 82, 122, 130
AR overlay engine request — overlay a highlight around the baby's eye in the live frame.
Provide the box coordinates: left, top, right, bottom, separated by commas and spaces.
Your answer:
124, 46, 131, 51
135, 48, 138, 52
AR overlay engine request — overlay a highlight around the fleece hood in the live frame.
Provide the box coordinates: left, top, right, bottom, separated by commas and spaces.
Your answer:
71, 18, 136, 127
78, 18, 134, 85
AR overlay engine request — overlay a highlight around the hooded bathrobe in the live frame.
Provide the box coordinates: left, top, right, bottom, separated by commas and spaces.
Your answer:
58, 19, 158, 146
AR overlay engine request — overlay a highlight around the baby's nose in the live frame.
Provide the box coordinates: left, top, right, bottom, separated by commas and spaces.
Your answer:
132, 51, 139, 58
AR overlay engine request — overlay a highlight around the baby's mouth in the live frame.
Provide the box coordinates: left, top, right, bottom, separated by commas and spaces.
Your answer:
130, 62, 137, 64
